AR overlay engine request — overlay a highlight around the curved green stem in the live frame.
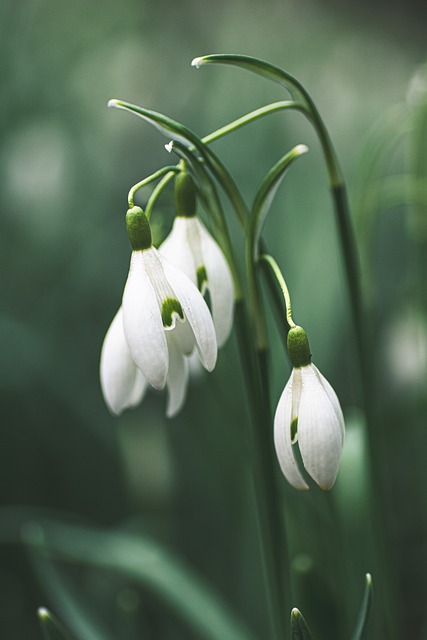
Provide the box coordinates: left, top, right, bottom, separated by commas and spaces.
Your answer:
128, 166, 179, 209
145, 170, 177, 220
260, 254, 296, 329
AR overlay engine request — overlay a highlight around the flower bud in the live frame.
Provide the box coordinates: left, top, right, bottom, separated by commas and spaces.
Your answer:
287, 325, 311, 368
126, 206, 152, 250
174, 172, 196, 218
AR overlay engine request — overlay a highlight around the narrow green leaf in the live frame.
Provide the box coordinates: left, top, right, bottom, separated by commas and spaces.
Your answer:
351, 573, 373, 640
192, 54, 306, 102
290, 608, 313, 640
202, 101, 301, 145
25, 519, 256, 640
250, 145, 308, 260
38, 608, 76, 640
108, 99, 202, 150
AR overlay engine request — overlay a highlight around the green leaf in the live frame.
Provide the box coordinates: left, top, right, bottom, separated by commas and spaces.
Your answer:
202, 101, 300, 145
25, 518, 256, 640
192, 54, 306, 102
108, 99, 202, 150
250, 144, 308, 260
109, 99, 250, 232
38, 608, 76, 640
290, 608, 313, 640
351, 573, 373, 640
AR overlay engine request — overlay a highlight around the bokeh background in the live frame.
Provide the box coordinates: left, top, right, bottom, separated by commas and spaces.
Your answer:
2, 0, 427, 638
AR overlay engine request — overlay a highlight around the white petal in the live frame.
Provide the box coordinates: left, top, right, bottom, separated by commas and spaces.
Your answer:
197, 218, 234, 347
274, 371, 309, 490
311, 364, 345, 444
122, 251, 168, 390
127, 368, 148, 408
165, 332, 189, 418
297, 363, 345, 490
100, 308, 147, 415
158, 251, 217, 372
159, 218, 198, 285
172, 317, 196, 356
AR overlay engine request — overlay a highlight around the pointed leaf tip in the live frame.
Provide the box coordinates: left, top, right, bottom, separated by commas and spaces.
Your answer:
108, 99, 121, 108
290, 607, 312, 640
37, 607, 75, 640
191, 57, 203, 68
295, 144, 309, 155
351, 572, 374, 640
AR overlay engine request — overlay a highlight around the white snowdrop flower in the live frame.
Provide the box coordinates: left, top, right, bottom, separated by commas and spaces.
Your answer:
274, 325, 345, 490
159, 172, 234, 347
100, 205, 217, 417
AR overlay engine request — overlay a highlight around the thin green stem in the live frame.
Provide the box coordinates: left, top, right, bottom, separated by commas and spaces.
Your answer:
145, 170, 177, 220
128, 166, 179, 209
260, 254, 296, 329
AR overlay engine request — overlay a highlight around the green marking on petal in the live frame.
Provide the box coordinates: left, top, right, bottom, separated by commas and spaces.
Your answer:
161, 297, 184, 328
290, 417, 298, 443
196, 265, 208, 291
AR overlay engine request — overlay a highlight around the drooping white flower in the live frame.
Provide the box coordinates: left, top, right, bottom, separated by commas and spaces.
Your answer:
274, 326, 345, 490
159, 172, 234, 347
100, 205, 217, 417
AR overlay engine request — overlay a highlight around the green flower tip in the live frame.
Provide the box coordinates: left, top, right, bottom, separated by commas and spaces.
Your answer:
287, 325, 311, 368
126, 206, 152, 251
175, 172, 196, 218
161, 297, 184, 328
197, 265, 208, 291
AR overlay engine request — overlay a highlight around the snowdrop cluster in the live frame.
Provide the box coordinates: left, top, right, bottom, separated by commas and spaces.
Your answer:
274, 325, 345, 490
100, 174, 234, 417
100, 169, 344, 490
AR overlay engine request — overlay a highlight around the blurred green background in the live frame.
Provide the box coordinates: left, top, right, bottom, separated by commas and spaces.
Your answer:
2, 0, 427, 638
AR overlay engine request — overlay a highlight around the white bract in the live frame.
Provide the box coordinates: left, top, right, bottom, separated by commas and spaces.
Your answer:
274, 326, 345, 490
100, 206, 217, 418
160, 215, 234, 348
